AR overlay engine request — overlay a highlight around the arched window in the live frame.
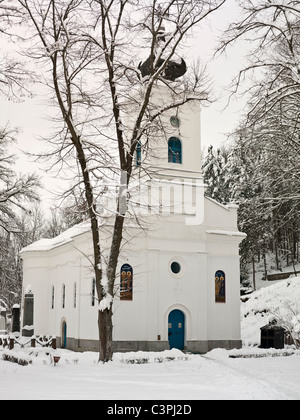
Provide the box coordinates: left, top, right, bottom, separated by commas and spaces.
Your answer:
168, 137, 182, 164
215, 270, 226, 303
51, 285, 55, 310
73, 282, 77, 309
120, 264, 133, 301
62, 284, 66, 309
61, 320, 67, 348
136, 141, 142, 166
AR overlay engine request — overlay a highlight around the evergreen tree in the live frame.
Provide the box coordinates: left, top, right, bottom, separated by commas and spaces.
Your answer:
202, 145, 230, 204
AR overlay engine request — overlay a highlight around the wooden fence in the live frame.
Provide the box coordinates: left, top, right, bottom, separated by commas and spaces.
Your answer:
0, 335, 57, 350
262, 271, 300, 281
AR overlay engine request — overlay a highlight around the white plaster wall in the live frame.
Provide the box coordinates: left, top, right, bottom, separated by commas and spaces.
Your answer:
21, 256, 50, 335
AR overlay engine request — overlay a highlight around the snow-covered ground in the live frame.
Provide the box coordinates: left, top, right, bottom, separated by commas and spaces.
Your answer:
1, 347, 300, 400
242, 276, 300, 347
1, 276, 300, 401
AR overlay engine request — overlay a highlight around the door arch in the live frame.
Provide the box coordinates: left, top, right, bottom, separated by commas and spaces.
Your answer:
168, 310, 185, 350
61, 320, 67, 348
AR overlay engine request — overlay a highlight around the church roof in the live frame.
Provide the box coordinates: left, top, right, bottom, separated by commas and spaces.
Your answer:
138, 18, 187, 82
20, 221, 91, 253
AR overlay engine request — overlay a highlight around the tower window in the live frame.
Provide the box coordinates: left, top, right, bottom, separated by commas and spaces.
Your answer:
168, 137, 182, 164
136, 141, 142, 166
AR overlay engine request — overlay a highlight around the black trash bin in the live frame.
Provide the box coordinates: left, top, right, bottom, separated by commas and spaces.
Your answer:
260, 324, 285, 349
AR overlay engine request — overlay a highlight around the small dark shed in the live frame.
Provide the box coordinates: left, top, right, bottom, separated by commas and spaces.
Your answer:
260, 324, 285, 350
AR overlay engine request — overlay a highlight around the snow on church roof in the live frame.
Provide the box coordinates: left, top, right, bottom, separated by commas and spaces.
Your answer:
20, 221, 91, 253
206, 230, 246, 238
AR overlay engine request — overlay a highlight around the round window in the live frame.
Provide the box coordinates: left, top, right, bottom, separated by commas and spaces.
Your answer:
170, 116, 180, 128
171, 261, 181, 274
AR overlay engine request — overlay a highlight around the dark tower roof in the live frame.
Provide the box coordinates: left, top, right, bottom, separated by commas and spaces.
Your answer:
138, 56, 187, 82
138, 19, 187, 82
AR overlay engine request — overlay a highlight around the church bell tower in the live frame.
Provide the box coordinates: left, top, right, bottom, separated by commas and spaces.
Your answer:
135, 21, 203, 183
130, 18, 204, 220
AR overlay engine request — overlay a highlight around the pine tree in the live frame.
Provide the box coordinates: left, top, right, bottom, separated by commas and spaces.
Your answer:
202, 145, 230, 204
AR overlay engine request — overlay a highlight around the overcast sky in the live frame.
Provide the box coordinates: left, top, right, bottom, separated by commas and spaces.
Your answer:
0, 0, 246, 209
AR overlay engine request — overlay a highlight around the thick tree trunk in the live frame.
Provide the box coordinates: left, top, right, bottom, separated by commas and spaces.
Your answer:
98, 214, 125, 362
98, 308, 113, 363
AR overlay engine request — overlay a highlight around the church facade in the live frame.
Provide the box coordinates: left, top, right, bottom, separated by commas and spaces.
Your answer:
20, 86, 245, 354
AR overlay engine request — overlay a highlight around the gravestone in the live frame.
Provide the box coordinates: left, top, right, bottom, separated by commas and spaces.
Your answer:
12, 304, 20, 334
0, 308, 7, 332
22, 293, 34, 337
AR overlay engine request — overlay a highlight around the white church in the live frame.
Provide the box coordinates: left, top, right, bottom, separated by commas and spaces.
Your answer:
20, 46, 245, 354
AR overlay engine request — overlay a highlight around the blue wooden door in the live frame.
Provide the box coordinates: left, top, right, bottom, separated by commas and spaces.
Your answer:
168, 310, 185, 350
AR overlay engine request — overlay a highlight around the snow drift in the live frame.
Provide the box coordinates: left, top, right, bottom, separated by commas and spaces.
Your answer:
241, 276, 300, 347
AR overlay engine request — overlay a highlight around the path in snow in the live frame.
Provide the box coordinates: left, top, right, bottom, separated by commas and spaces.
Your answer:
1, 350, 300, 400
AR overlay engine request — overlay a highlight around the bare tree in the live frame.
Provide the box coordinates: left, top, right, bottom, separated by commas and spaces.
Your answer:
0, 128, 41, 309
218, 0, 300, 121
0, 0, 34, 98
0, 3, 42, 309
0, 126, 40, 235
15, 0, 227, 362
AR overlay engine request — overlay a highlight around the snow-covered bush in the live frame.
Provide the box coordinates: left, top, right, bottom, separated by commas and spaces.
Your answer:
121, 356, 149, 364
273, 305, 300, 349
2, 350, 32, 366
241, 276, 300, 346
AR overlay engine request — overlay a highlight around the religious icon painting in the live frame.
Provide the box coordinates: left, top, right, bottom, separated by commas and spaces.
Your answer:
215, 270, 226, 303
120, 264, 133, 301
